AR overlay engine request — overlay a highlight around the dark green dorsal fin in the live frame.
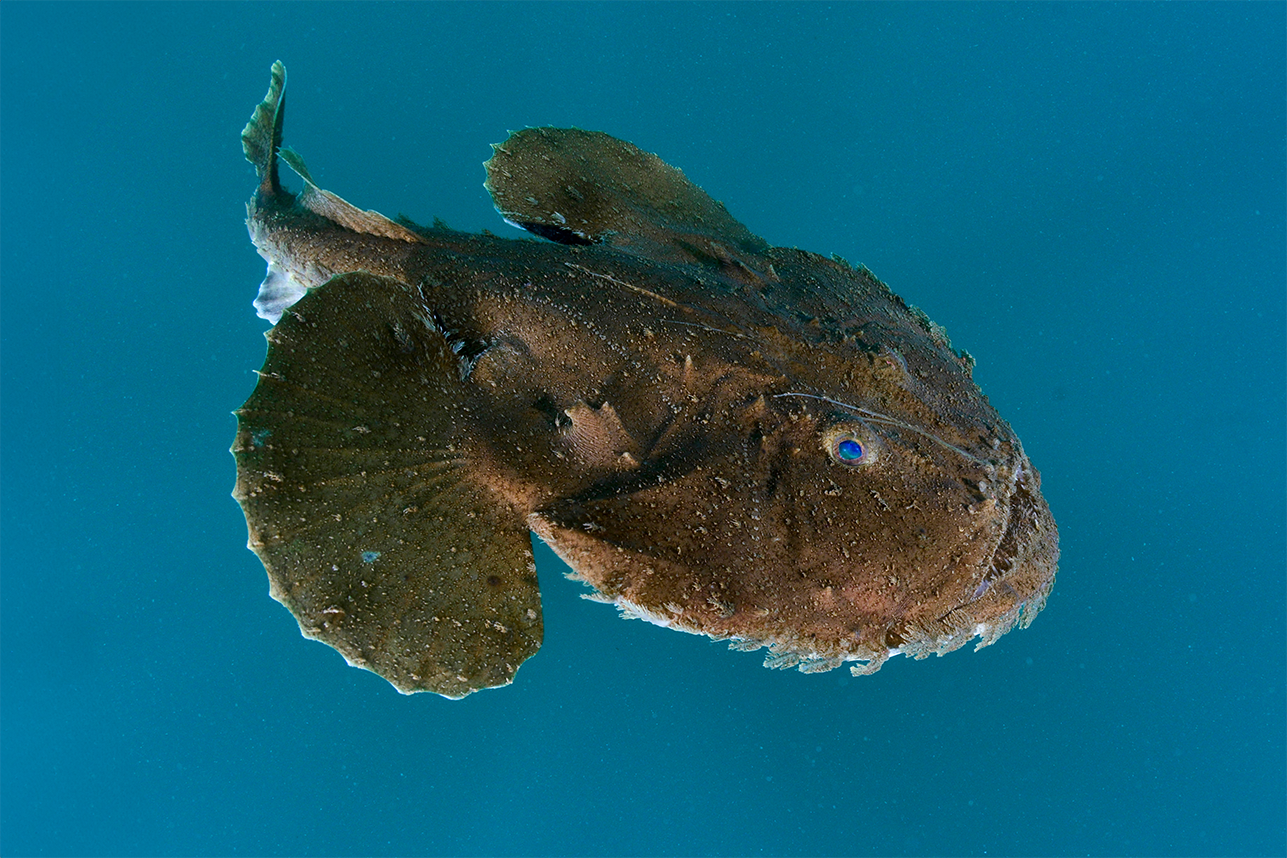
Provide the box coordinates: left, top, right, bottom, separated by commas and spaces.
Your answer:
232, 272, 542, 698
484, 128, 769, 268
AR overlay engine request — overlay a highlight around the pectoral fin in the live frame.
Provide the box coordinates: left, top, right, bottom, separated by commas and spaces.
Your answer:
484, 128, 769, 271
232, 272, 541, 698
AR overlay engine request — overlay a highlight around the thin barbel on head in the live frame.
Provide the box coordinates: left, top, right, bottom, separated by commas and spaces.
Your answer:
772, 392, 990, 468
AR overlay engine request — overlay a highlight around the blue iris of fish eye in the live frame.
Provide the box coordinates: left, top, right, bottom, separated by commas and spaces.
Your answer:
836, 438, 865, 462
822, 423, 876, 466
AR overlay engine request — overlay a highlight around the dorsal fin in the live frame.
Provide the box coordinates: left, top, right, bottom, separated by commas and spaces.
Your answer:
484, 128, 769, 269
278, 148, 427, 244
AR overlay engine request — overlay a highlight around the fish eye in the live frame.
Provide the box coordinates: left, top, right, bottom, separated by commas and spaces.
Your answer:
823, 422, 879, 467
837, 439, 865, 461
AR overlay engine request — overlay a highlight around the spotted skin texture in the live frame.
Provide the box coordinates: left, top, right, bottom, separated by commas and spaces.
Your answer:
233, 63, 1058, 697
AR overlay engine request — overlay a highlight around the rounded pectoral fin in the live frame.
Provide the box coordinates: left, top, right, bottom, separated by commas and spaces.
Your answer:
484, 127, 769, 269
232, 272, 541, 697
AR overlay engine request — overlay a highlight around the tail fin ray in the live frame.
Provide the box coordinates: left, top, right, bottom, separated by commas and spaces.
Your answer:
242, 60, 286, 196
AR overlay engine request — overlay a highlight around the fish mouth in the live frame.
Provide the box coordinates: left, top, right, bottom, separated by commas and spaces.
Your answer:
973, 458, 1057, 608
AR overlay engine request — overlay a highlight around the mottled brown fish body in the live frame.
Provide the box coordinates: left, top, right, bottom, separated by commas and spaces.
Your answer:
233, 62, 1058, 697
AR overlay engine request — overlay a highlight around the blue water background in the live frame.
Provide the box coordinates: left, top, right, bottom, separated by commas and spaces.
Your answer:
2, 3, 1283, 856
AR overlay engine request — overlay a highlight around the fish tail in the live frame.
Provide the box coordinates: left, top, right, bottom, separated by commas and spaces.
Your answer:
242, 61, 286, 198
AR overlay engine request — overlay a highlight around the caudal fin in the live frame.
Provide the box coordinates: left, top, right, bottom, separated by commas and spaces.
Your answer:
242, 61, 286, 197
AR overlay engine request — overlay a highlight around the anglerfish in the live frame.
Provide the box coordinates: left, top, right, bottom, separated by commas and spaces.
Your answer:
232, 62, 1058, 698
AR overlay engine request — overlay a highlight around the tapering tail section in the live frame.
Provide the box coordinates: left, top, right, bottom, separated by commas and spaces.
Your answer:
242, 60, 286, 197
242, 62, 426, 245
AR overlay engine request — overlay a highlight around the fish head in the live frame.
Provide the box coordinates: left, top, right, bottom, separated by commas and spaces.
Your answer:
527, 321, 1056, 673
